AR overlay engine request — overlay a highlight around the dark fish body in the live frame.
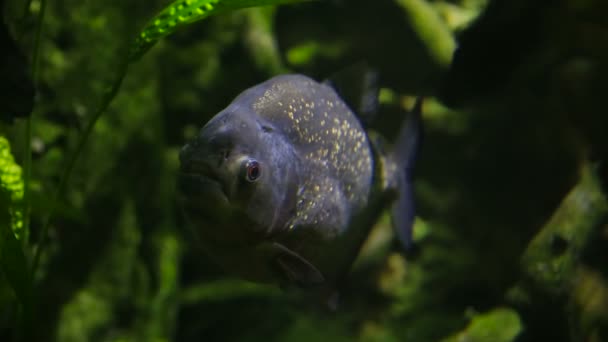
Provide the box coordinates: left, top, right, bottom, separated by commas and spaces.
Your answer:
179, 74, 420, 289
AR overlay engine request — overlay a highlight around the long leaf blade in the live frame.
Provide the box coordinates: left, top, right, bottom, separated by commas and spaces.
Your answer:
0, 137, 25, 241
0, 136, 31, 307
130, 0, 311, 60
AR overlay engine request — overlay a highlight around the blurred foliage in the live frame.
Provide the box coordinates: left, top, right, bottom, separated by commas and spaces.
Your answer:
0, 136, 31, 320
0, 0, 607, 341
441, 308, 522, 342
0, 137, 24, 239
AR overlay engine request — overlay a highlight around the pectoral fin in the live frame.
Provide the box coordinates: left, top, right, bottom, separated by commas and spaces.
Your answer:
272, 242, 325, 288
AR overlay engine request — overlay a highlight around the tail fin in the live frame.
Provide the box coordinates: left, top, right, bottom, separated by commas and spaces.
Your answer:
391, 97, 423, 250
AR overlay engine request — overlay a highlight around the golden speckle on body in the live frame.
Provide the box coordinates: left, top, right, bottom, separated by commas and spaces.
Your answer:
250, 75, 374, 228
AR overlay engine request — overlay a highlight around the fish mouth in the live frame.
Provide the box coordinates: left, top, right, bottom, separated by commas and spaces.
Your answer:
179, 145, 230, 202
178, 172, 229, 204
178, 171, 239, 230
177, 172, 268, 245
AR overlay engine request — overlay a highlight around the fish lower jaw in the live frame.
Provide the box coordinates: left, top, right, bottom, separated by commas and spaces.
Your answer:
177, 173, 230, 203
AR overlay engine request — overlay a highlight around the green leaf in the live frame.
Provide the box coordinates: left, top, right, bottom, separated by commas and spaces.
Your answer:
130, 0, 312, 60
0, 136, 25, 240
0, 136, 31, 308
441, 308, 523, 342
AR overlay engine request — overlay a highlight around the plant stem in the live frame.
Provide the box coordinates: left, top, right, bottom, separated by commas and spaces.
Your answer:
22, 118, 31, 248
31, 63, 129, 276
23, 0, 48, 253
31, 0, 47, 84
21, 0, 34, 23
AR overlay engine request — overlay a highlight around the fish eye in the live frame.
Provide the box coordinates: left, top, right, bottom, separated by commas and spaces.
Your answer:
244, 159, 261, 182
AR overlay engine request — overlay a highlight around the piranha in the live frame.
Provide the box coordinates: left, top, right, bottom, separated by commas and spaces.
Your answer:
178, 72, 421, 295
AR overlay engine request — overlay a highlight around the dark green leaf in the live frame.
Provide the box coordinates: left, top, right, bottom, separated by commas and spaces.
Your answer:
0, 136, 31, 308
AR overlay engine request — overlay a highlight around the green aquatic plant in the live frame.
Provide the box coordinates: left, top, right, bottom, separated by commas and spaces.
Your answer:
2, 0, 312, 337
442, 308, 523, 342
0, 137, 25, 240
0, 136, 31, 313
31, 0, 312, 277
131, 0, 311, 60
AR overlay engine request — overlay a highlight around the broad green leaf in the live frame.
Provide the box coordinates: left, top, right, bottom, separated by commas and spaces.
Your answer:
441, 308, 523, 342
0, 136, 31, 307
395, 0, 455, 69
130, 0, 312, 60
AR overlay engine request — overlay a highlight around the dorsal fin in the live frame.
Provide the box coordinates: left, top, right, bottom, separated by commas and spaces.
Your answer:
323, 63, 380, 126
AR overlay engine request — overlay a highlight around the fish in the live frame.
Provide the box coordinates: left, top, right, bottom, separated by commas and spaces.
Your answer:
178, 73, 421, 294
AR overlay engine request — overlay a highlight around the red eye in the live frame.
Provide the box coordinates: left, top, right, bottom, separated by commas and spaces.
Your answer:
245, 159, 261, 182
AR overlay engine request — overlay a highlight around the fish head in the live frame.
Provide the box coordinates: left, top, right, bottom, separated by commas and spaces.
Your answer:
178, 103, 300, 244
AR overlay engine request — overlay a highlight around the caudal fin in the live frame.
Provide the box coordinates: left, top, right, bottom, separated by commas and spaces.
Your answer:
391, 97, 423, 250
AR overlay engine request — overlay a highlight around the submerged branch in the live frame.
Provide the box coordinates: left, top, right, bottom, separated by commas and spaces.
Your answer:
517, 162, 608, 339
